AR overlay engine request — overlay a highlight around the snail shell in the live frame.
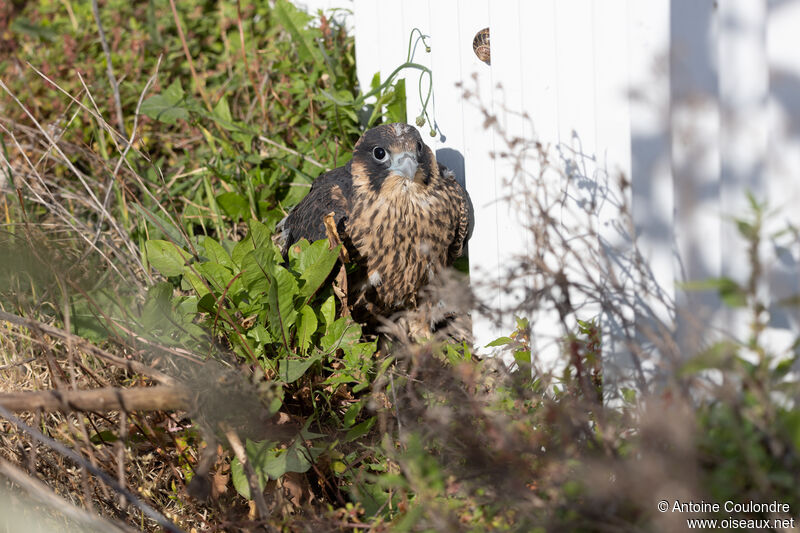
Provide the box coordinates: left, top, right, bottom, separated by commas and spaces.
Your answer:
472, 27, 490, 65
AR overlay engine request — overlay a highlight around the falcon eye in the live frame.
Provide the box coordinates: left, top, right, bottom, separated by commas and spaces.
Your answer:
372, 146, 387, 161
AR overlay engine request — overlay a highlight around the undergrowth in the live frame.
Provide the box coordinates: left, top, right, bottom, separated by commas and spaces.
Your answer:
1, 1, 800, 532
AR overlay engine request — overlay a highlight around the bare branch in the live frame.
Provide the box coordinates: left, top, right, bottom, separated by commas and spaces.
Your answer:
0, 385, 189, 413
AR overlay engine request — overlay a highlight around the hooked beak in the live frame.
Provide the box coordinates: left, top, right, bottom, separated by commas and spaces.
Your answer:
389, 151, 418, 180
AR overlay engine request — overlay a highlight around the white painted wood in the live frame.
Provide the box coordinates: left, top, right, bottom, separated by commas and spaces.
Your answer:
627, 0, 674, 373
347, 0, 800, 374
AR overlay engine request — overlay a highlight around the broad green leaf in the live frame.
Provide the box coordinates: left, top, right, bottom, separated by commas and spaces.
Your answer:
195, 261, 233, 294
267, 265, 298, 344
249, 219, 273, 250
319, 294, 336, 330
486, 336, 513, 347
140, 282, 173, 330
260, 439, 320, 479
212, 95, 234, 128
145, 240, 191, 277
232, 219, 276, 268
298, 240, 340, 299
386, 78, 407, 123
343, 401, 363, 428
321, 317, 362, 352
278, 352, 322, 383
232, 439, 320, 496
140, 81, 190, 125
216, 192, 250, 221
230, 439, 276, 499
248, 325, 272, 344
296, 305, 317, 353
345, 416, 376, 442
201, 236, 234, 269
240, 247, 275, 293
181, 268, 210, 297
514, 350, 531, 366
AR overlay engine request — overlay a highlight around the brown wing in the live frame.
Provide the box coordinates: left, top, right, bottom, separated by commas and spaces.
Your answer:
278, 163, 353, 254
439, 163, 474, 264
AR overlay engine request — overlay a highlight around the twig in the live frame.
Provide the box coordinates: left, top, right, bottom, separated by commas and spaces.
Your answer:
0, 403, 186, 533
0, 457, 136, 533
0, 357, 35, 371
91, 0, 125, 135
0, 310, 178, 386
0, 385, 190, 413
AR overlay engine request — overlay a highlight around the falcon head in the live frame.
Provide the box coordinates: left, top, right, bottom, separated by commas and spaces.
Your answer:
351, 123, 438, 193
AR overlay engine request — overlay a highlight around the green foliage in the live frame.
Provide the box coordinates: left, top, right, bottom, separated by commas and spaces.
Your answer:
7, 1, 800, 530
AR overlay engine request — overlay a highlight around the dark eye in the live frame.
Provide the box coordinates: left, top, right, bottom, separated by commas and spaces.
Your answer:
372, 146, 387, 161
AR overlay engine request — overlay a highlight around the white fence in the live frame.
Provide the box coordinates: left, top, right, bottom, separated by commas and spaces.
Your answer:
300, 0, 800, 370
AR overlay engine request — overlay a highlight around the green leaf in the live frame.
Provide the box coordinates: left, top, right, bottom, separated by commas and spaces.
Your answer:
232, 438, 320, 497
274, 0, 322, 68
145, 240, 191, 277
140, 281, 173, 330
386, 78, 407, 123
240, 247, 275, 293
140, 81, 190, 125
212, 95, 234, 128
514, 350, 531, 366
296, 305, 318, 353
486, 336, 513, 347
734, 218, 757, 240
278, 352, 322, 383
201, 236, 233, 269
321, 317, 362, 352
343, 401, 363, 428
195, 261, 234, 294
248, 325, 272, 344
319, 294, 336, 331
216, 192, 250, 221
267, 265, 298, 344
345, 416, 376, 442
298, 239, 340, 299
181, 268, 210, 297
230, 439, 276, 499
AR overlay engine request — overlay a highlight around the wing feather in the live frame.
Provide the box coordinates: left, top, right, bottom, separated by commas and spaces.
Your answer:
278, 163, 353, 254
439, 163, 474, 264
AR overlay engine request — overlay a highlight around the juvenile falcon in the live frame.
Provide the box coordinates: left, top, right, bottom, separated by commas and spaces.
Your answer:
277, 123, 472, 314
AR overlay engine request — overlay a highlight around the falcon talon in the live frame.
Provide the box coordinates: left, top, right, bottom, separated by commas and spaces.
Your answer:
278, 123, 474, 323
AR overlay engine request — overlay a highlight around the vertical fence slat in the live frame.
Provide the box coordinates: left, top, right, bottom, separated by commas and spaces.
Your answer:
353, 0, 381, 94
455, 1, 503, 350
766, 0, 800, 349
627, 0, 673, 372
593, 0, 635, 373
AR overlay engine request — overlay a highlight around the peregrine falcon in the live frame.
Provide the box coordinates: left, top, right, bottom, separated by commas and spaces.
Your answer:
277, 123, 473, 314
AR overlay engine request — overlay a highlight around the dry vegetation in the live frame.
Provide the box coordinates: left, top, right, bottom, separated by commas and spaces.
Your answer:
1, 1, 800, 532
